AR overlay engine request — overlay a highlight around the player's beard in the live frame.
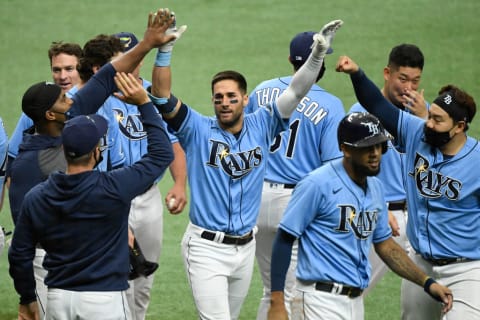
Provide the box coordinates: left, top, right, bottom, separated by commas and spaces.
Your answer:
217, 110, 243, 130
351, 158, 381, 177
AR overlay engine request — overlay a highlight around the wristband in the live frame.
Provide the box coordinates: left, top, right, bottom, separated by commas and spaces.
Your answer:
155, 50, 172, 67
147, 91, 168, 106
153, 94, 178, 114
423, 277, 436, 292
423, 277, 442, 302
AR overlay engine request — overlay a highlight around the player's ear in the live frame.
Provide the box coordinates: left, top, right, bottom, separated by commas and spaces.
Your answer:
340, 143, 352, 157
242, 94, 249, 107
383, 67, 390, 82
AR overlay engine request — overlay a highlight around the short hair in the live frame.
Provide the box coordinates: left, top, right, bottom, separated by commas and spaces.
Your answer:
211, 70, 247, 94
48, 42, 83, 65
387, 44, 424, 71
438, 84, 476, 131
78, 34, 124, 83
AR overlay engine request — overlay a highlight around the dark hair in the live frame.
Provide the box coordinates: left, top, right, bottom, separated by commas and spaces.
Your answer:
388, 44, 424, 71
48, 42, 83, 65
438, 84, 476, 131
211, 70, 247, 94
78, 34, 124, 83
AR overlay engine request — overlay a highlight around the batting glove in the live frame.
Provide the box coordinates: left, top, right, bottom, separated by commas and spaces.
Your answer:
311, 19, 343, 58
158, 12, 187, 53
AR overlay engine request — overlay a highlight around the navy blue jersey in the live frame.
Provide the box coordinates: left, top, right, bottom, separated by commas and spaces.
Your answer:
8, 101, 173, 304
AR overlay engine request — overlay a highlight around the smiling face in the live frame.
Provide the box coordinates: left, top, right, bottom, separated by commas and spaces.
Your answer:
51, 53, 81, 92
212, 79, 248, 133
342, 143, 384, 187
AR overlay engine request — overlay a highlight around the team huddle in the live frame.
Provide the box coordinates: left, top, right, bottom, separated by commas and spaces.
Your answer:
0, 5, 478, 320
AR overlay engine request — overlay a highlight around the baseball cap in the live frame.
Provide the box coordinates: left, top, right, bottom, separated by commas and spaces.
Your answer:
337, 112, 390, 152
22, 81, 62, 123
62, 114, 108, 158
114, 32, 138, 52
290, 31, 333, 66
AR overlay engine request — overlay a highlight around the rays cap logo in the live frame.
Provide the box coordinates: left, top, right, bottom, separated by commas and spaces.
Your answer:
337, 112, 390, 153
114, 32, 139, 52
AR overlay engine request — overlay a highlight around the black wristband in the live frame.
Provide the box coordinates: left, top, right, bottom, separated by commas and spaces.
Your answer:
423, 277, 442, 302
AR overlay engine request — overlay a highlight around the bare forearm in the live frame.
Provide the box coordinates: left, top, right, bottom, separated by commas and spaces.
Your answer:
169, 142, 186, 185
375, 239, 426, 287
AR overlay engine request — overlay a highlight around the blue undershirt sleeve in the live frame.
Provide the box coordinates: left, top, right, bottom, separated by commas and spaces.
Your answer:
350, 69, 400, 135
271, 229, 296, 292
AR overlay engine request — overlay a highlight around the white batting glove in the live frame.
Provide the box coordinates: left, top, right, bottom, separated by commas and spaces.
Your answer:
311, 19, 344, 57
159, 12, 187, 53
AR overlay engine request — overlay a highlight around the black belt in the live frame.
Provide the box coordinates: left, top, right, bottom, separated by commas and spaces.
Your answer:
425, 257, 470, 266
267, 182, 296, 189
388, 200, 407, 211
315, 282, 363, 298
201, 230, 254, 245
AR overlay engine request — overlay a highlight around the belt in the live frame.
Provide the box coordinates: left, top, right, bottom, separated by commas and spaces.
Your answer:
201, 230, 254, 245
315, 282, 363, 298
388, 200, 407, 211
266, 182, 296, 189
425, 257, 470, 266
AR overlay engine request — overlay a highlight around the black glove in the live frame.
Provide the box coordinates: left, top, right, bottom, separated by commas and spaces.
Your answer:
129, 239, 159, 280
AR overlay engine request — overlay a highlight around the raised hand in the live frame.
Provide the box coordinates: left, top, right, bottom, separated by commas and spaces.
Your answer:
335, 55, 360, 74
312, 19, 344, 56
142, 8, 178, 50
159, 11, 187, 53
113, 72, 150, 106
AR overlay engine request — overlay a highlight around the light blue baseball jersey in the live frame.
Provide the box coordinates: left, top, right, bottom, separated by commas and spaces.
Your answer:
350, 103, 406, 203
67, 86, 125, 171
109, 79, 177, 182
245, 76, 344, 184
172, 102, 285, 236
397, 112, 480, 259
7, 90, 125, 172
7, 113, 33, 159
279, 159, 391, 289
350, 69, 480, 260
0, 118, 8, 194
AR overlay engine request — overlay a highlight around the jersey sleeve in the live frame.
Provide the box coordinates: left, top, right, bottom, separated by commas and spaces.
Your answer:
8, 113, 33, 159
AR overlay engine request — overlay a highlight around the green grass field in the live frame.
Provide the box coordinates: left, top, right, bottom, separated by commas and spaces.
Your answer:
0, 0, 478, 319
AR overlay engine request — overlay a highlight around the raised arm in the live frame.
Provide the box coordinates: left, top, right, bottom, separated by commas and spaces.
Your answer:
276, 20, 343, 118
67, 8, 178, 118
335, 56, 400, 134
111, 8, 177, 74
150, 13, 187, 121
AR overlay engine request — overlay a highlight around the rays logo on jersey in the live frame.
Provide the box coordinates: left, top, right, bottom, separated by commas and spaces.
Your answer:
113, 109, 146, 140
206, 140, 262, 179
408, 152, 461, 200
335, 205, 378, 240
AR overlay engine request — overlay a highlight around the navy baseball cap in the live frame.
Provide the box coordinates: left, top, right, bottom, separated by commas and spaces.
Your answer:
114, 32, 138, 52
22, 81, 62, 123
290, 31, 333, 66
62, 114, 108, 158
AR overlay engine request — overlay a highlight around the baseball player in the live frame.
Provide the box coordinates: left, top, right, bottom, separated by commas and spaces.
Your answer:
112, 31, 187, 320
0, 117, 7, 257
244, 31, 345, 319
6, 10, 180, 319
149, 13, 343, 320
269, 112, 453, 320
8, 71, 173, 320
6, 42, 83, 168
349, 44, 428, 295
336, 55, 479, 319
